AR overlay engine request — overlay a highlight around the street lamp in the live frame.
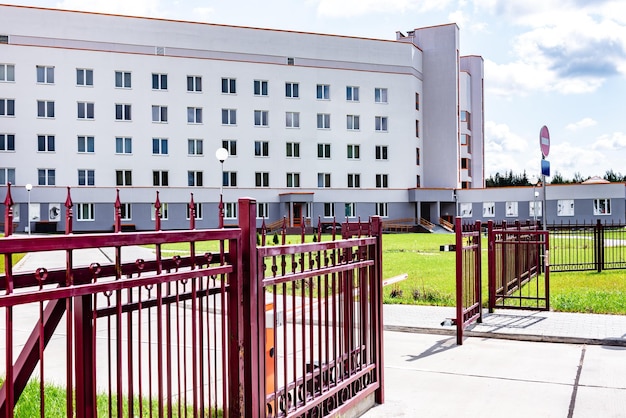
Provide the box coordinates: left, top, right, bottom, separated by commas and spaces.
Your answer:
25, 183, 32, 235
215, 147, 229, 228
529, 175, 539, 225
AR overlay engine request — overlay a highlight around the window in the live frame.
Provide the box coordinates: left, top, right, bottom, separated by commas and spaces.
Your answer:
318, 173, 331, 188
1, 99, 15, 116
346, 115, 360, 130
593, 198, 611, 215
224, 202, 237, 219
286, 172, 300, 188
0, 134, 15, 151
557, 200, 575, 216
254, 110, 269, 126
415, 120, 419, 137
119, 203, 132, 221
152, 138, 168, 155
345, 203, 356, 218
115, 137, 132, 154
416, 148, 420, 165
221, 78, 236, 94
416, 175, 421, 188
77, 136, 94, 153
257, 202, 269, 219
76, 203, 94, 221
0, 64, 15, 82
286, 112, 300, 128
285, 82, 299, 98
461, 111, 471, 130
376, 203, 388, 217
461, 134, 471, 150
152, 73, 168, 90
38, 168, 56, 185
375, 145, 388, 160
317, 113, 330, 129
115, 104, 131, 121
185, 202, 203, 220
222, 171, 237, 187
151, 203, 169, 220
222, 140, 237, 156
116, 170, 132, 186
77, 102, 95, 120
415, 92, 420, 110
254, 80, 268, 96
115, 71, 131, 88
76, 68, 93, 86
78, 169, 95, 186
37, 135, 55, 152
347, 173, 360, 188
374, 88, 388, 103
254, 141, 269, 157
188, 171, 203, 186
255, 172, 269, 187
346, 86, 359, 101
37, 100, 55, 118
324, 203, 334, 218
153, 170, 169, 186
287, 57, 295, 65
375, 116, 388, 132
347, 144, 360, 159
316, 84, 330, 100
505, 201, 519, 217
286, 142, 300, 158
483, 202, 495, 218
188, 107, 203, 124
187, 75, 202, 92
317, 143, 331, 159
0, 168, 16, 185
152, 105, 168, 122
188, 138, 203, 155
36, 65, 54, 84
376, 174, 388, 188
462, 181, 470, 189
222, 108, 237, 125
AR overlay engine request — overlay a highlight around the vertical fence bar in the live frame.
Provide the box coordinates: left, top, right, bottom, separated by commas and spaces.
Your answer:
487, 221, 495, 313
455, 217, 464, 345
474, 220, 482, 324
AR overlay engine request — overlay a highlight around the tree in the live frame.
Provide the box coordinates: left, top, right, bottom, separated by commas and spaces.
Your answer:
550, 171, 568, 184
604, 169, 625, 182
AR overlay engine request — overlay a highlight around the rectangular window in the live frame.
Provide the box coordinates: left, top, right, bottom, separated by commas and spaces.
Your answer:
461, 110, 471, 130
188, 138, 203, 155
115, 170, 132, 186
152, 138, 168, 155
0, 168, 16, 185
376, 174, 388, 188
416, 175, 421, 188
317, 113, 330, 129
285, 82, 299, 98
37, 135, 55, 152
0, 64, 15, 82
152, 105, 168, 122
152, 73, 168, 90
346, 115, 360, 130
376, 203, 388, 217
317, 143, 331, 159
416, 148, 420, 165
120, 203, 132, 221
254, 80, 268, 96
38, 168, 56, 185
222, 108, 237, 125
115, 104, 131, 121
415, 120, 419, 137
461, 134, 471, 150
255, 172, 269, 187
224, 202, 237, 219
152, 170, 169, 186
316, 84, 330, 100
346, 86, 359, 101
461, 158, 469, 169
0, 134, 15, 151
186, 202, 203, 220
187, 75, 202, 92
77, 102, 95, 120
76, 203, 94, 221
317, 173, 331, 188
187, 171, 203, 187
257, 202, 269, 219
375, 116, 388, 132
286, 112, 300, 128
222, 139, 237, 156
415, 92, 420, 110
286, 142, 300, 158
188, 107, 203, 124
221, 78, 236, 94
347, 144, 360, 159
0, 99, 15, 116
483, 202, 496, 218
37, 100, 55, 118
36, 65, 54, 84
345, 203, 356, 218
286, 172, 300, 188
347, 173, 360, 188
77, 136, 94, 153
115, 137, 132, 154
78, 169, 95, 186
375, 145, 388, 160
374, 88, 388, 103
222, 171, 237, 187
324, 203, 334, 218
593, 198, 611, 215
115, 71, 131, 88
254, 141, 269, 157
151, 202, 169, 220
76, 68, 93, 86
254, 110, 269, 126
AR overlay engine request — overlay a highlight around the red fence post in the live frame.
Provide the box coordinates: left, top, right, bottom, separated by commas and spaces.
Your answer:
474, 220, 482, 324
455, 217, 463, 345
3, 183, 14, 237
370, 216, 384, 404
114, 188, 121, 233
487, 220, 495, 313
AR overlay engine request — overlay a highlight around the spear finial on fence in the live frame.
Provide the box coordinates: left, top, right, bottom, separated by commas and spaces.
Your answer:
189, 193, 196, 230
154, 191, 162, 231
3, 182, 14, 237
114, 188, 121, 233
261, 218, 267, 246
65, 186, 73, 235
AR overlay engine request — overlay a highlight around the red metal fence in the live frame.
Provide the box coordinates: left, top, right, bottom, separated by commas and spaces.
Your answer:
454, 218, 482, 345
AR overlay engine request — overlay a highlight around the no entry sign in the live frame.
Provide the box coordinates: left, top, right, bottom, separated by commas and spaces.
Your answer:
540, 125, 550, 157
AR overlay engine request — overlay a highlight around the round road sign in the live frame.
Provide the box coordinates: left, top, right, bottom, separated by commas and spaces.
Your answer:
540, 125, 550, 157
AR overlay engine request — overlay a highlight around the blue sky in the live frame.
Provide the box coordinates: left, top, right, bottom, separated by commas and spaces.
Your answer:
7, 0, 626, 180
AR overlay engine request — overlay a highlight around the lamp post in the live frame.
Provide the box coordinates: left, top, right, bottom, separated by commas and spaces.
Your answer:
530, 175, 539, 225
25, 183, 32, 235
215, 147, 229, 228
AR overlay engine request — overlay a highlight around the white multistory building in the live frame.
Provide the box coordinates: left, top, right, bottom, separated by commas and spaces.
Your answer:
0, 4, 484, 232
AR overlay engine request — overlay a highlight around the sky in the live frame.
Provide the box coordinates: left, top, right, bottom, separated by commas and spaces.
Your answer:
6, 0, 626, 180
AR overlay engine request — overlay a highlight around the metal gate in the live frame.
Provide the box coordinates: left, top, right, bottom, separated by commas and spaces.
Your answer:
454, 218, 482, 345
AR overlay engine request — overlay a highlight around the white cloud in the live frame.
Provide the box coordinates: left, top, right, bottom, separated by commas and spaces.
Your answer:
55, 0, 163, 17
191, 7, 215, 21
315, 0, 451, 17
592, 132, 626, 150
484, 121, 534, 175
566, 118, 597, 131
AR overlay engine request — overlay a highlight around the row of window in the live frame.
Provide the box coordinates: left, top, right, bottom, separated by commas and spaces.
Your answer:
459, 199, 613, 218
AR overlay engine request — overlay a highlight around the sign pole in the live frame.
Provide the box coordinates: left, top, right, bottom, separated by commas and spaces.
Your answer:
539, 126, 550, 231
